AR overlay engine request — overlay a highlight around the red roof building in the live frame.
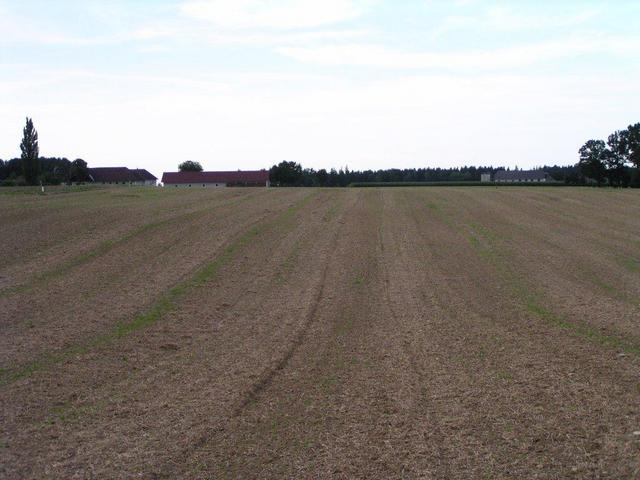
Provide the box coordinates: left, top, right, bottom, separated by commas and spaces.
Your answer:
89, 167, 157, 185
161, 170, 270, 187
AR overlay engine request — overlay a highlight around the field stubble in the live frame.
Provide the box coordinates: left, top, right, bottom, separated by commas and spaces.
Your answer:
0, 186, 639, 479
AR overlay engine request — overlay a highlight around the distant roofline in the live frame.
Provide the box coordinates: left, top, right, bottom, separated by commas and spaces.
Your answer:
89, 167, 157, 182
161, 170, 270, 184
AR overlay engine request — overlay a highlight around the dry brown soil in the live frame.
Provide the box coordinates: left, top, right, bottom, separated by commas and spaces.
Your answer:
0, 186, 639, 479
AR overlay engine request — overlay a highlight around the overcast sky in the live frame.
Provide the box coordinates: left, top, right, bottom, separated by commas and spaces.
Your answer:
1, 0, 639, 177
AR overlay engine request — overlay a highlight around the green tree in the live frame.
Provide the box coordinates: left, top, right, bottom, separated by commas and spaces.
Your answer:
620, 123, 640, 168
605, 132, 628, 186
20, 117, 40, 185
578, 140, 607, 185
269, 161, 303, 186
69, 159, 90, 183
178, 160, 203, 172
316, 168, 328, 187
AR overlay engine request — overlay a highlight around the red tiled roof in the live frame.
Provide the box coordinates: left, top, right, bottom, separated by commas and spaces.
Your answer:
161, 170, 269, 184
89, 167, 134, 183
89, 167, 157, 183
132, 169, 157, 181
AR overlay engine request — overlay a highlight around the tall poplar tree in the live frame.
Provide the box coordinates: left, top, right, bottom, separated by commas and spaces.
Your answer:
20, 117, 40, 185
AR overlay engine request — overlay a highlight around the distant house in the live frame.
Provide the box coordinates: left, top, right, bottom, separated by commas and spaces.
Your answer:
89, 167, 157, 186
493, 170, 554, 183
480, 173, 492, 183
161, 170, 270, 188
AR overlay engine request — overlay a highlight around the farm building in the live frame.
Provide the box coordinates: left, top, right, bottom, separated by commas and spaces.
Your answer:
161, 170, 270, 188
493, 170, 554, 183
89, 167, 157, 186
131, 169, 158, 186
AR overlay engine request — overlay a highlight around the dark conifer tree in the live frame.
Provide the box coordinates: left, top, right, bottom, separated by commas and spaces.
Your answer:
20, 117, 40, 185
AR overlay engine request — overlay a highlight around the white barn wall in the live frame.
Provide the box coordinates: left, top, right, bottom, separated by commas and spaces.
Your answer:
165, 182, 227, 188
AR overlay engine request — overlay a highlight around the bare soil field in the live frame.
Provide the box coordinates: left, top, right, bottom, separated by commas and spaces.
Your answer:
0, 186, 639, 479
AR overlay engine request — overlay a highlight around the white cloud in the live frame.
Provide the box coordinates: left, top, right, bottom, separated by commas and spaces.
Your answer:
180, 0, 369, 29
485, 6, 599, 30
435, 6, 599, 36
0, 2, 368, 48
277, 36, 640, 70
127, 25, 369, 47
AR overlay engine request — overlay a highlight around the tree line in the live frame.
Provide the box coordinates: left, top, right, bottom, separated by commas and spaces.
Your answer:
0, 118, 91, 186
270, 122, 640, 187
269, 162, 585, 187
3, 117, 639, 188
0, 157, 92, 186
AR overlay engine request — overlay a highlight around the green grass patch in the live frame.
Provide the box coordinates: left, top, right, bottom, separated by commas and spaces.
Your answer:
615, 255, 640, 273
275, 243, 301, 284
350, 182, 571, 188
592, 279, 617, 295
0, 185, 109, 196
43, 400, 106, 426
525, 297, 640, 355
335, 315, 354, 337
475, 346, 488, 360
323, 201, 340, 222
0, 193, 317, 386
462, 220, 640, 357
0, 220, 170, 297
276, 197, 341, 283
495, 370, 513, 381
468, 222, 500, 243
319, 374, 338, 392
352, 275, 365, 286
468, 234, 481, 249
577, 269, 640, 308
421, 196, 455, 228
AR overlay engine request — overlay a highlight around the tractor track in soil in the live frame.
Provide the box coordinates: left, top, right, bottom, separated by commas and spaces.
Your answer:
163, 190, 344, 466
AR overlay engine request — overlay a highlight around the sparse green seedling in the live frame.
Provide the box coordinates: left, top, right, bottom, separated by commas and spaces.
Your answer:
319, 375, 338, 392
0, 192, 318, 386
495, 370, 513, 381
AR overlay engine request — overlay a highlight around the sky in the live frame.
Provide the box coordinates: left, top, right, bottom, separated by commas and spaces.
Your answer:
1, 0, 639, 178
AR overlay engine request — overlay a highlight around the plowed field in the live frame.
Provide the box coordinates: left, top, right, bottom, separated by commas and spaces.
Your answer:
1, 186, 639, 479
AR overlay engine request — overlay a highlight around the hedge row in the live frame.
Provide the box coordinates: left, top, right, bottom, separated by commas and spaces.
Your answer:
348, 181, 574, 188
